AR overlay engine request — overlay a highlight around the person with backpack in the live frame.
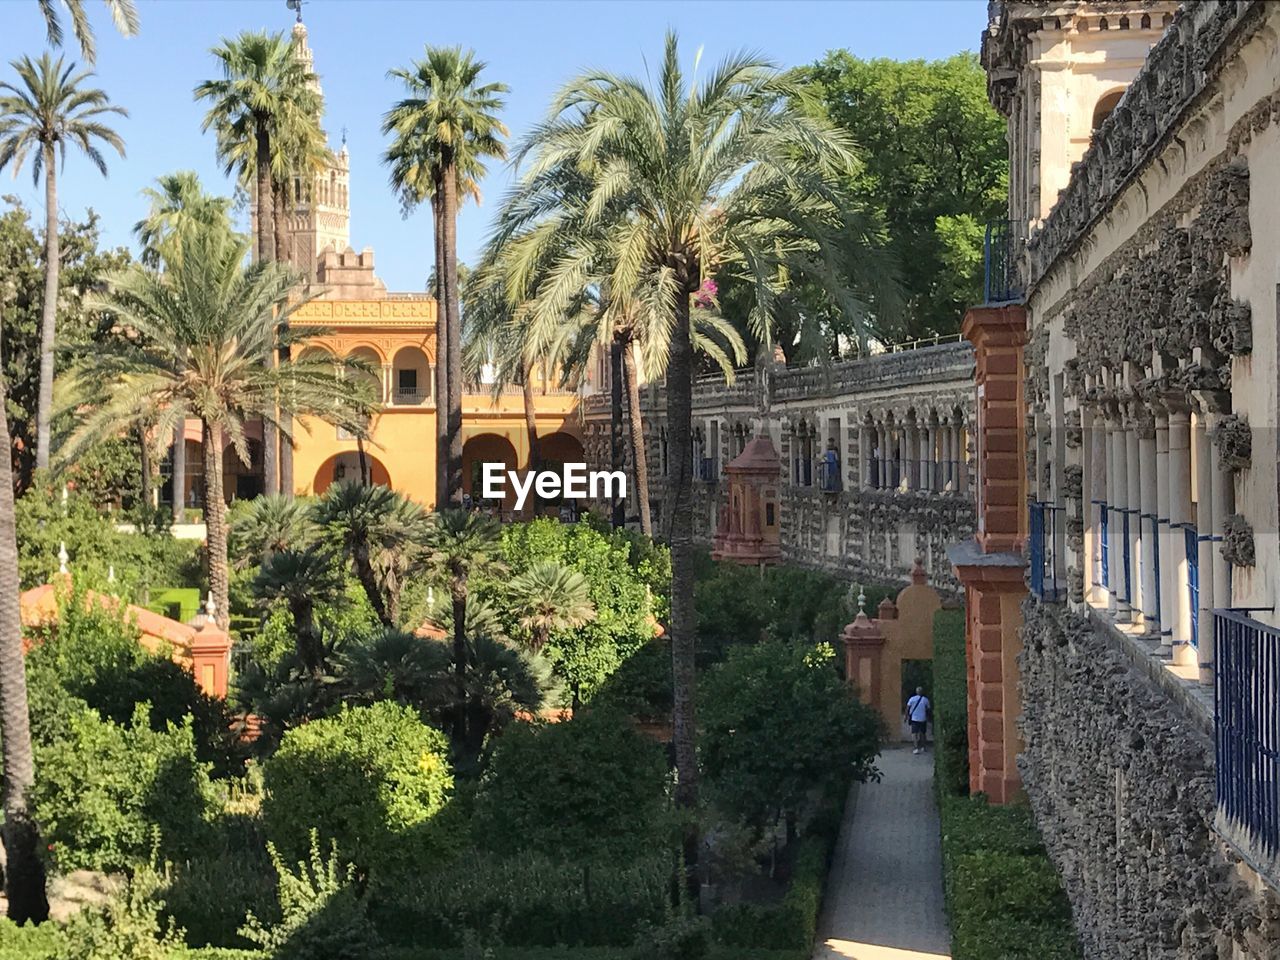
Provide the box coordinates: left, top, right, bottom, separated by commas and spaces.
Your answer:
905, 687, 931, 754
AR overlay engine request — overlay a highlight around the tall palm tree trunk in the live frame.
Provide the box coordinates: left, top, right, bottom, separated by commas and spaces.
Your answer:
203, 421, 230, 628
666, 268, 700, 903
432, 198, 448, 508
609, 334, 626, 529
0, 378, 49, 923
256, 129, 279, 497
171, 423, 186, 524
521, 360, 540, 516
36, 147, 59, 473
622, 342, 652, 536
138, 426, 153, 530
274, 187, 294, 499
441, 164, 464, 505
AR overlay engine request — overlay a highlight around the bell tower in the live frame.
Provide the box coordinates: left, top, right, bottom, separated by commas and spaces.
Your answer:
982, 1, 1178, 235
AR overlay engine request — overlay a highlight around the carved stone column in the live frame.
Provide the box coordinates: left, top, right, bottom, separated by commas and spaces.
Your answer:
1135, 404, 1159, 634
1124, 400, 1143, 626
1153, 403, 1175, 651
1166, 400, 1193, 650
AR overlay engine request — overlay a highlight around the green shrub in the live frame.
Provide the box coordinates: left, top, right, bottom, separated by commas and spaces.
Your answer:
631, 916, 711, 960
700, 643, 880, 831
262, 702, 454, 873
711, 836, 828, 952
931, 611, 1080, 960
61, 865, 186, 960
33, 704, 212, 873
473, 709, 671, 862
161, 846, 276, 949
240, 832, 377, 960
932, 608, 969, 798
0, 918, 64, 960
371, 851, 672, 948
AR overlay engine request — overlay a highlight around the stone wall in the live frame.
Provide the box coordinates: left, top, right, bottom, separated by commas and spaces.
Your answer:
582, 342, 977, 593
1018, 602, 1280, 959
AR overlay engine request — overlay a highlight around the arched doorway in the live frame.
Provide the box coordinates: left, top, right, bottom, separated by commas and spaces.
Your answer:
223, 438, 264, 502
539, 431, 585, 468
391, 345, 431, 405
461, 433, 519, 510
312, 452, 391, 494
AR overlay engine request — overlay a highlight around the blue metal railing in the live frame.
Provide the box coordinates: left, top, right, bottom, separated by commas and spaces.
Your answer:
1185, 525, 1200, 649
1150, 514, 1163, 635
1095, 500, 1110, 590
1029, 500, 1064, 601
793, 457, 812, 487
817, 459, 841, 493
1122, 509, 1133, 606
698, 457, 717, 483
1215, 609, 1280, 861
983, 219, 1025, 303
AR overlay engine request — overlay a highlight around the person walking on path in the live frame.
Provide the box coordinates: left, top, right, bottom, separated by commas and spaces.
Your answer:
905, 687, 931, 754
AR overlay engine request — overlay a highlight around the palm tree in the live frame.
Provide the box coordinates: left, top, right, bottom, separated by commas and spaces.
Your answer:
313, 481, 428, 629
58, 227, 372, 627
37, 0, 139, 64
196, 30, 321, 496
382, 47, 508, 507
133, 171, 236, 521
253, 547, 344, 677
229, 492, 317, 567
133, 170, 236, 268
419, 509, 505, 743
0, 52, 126, 472
0, 375, 48, 922
504, 33, 897, 894
507, 560, 595, 656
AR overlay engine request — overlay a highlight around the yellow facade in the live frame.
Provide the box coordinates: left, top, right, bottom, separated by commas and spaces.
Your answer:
288, 296, 583, 511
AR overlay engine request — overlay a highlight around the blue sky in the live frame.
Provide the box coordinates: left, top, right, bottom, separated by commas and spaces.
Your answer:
0, 0, 988, 292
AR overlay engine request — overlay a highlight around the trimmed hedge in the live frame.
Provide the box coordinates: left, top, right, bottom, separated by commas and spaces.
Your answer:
710, 836, 825, 957
931, 609, 1080, 960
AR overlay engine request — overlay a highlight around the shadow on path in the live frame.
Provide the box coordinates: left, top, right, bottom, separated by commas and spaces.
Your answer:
813, 746, 951, 960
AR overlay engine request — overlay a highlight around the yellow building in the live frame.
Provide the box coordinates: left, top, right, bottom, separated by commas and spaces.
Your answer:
165, 17, 583, 515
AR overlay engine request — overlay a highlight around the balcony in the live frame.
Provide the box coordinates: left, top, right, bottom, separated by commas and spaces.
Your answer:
698, 457, 718, 483
983, 219, 1025, 304
1214, 609, 1280, 868
393, 388, 429, 406
817, 459, 841, 494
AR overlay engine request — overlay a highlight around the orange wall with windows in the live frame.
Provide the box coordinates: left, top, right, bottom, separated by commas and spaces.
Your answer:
287, 297, 583, 510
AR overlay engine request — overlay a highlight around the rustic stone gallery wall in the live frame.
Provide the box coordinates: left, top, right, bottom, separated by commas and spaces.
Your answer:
582, 343, 977, 593
1019, 602, 1280, 959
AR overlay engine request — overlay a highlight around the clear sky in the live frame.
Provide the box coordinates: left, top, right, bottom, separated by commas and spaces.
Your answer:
0, 0, 989, 292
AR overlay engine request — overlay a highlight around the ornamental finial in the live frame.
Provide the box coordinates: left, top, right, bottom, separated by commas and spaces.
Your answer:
57, 541, 68, 575
286, 0, 304, 22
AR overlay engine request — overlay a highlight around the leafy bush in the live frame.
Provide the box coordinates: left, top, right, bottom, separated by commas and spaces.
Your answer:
261, 702, 454, 873
631, 916, 711, 960
25, 581, 242, 774
931, 610, 1080, 960
932, 608, 969, 797
372, 851, 672, 948
700, 642, 880, 831
33, 704, 212, 873
60, 865, 186, 960
239, 832, 377, 960
711, 836, 828, 953
473, 709, 671, 862
591, 638, 672, 721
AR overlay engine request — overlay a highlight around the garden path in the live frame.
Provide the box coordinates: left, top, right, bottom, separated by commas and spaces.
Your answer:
812, 746, 951, 960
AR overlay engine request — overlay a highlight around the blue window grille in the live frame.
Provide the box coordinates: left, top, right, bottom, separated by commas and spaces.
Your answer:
698, 458, 716, 483
983, 219, 1025, 303
1185, 525, 1200, 649
1150, 515, 1163, 634
1094, 500, 1110, 590
1122, 509, 1133, 605
1215, 609, 1280, 861
817, 458, 841, 493
1029, 501, 1064, 602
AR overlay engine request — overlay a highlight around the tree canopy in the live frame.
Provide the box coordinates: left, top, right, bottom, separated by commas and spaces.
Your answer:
795, 52, 1007, 340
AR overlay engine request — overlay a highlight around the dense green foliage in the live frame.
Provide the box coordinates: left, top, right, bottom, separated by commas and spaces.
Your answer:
473, 709, 670, 862
15, 482, 201, 595
701, 642, 880, 830
797, 53, 1007, 341
932, 609, 1080, 959
262, 702, 455, 873
32, 704, 211, 872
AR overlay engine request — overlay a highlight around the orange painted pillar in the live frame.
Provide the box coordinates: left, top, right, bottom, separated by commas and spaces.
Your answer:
190, 622, 233, 699
949, 302, 1028, 804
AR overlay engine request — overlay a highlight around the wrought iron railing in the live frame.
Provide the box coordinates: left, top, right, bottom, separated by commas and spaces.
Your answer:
793, 457, 813, 488
1215, 609, 1280, 862
698, 457, 717, 483
1122, 508, 1134, 608
393, 388, 429, 406
817, 459, 841, 493
1094, 500, 1109, 590
1029, 500, 1065, 601
1183, 525, 1200, 649
983, 219, 1025, 304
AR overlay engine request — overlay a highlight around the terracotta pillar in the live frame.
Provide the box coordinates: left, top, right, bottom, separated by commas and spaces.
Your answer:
190, 621, 232, 699
841, 606, 885, 714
